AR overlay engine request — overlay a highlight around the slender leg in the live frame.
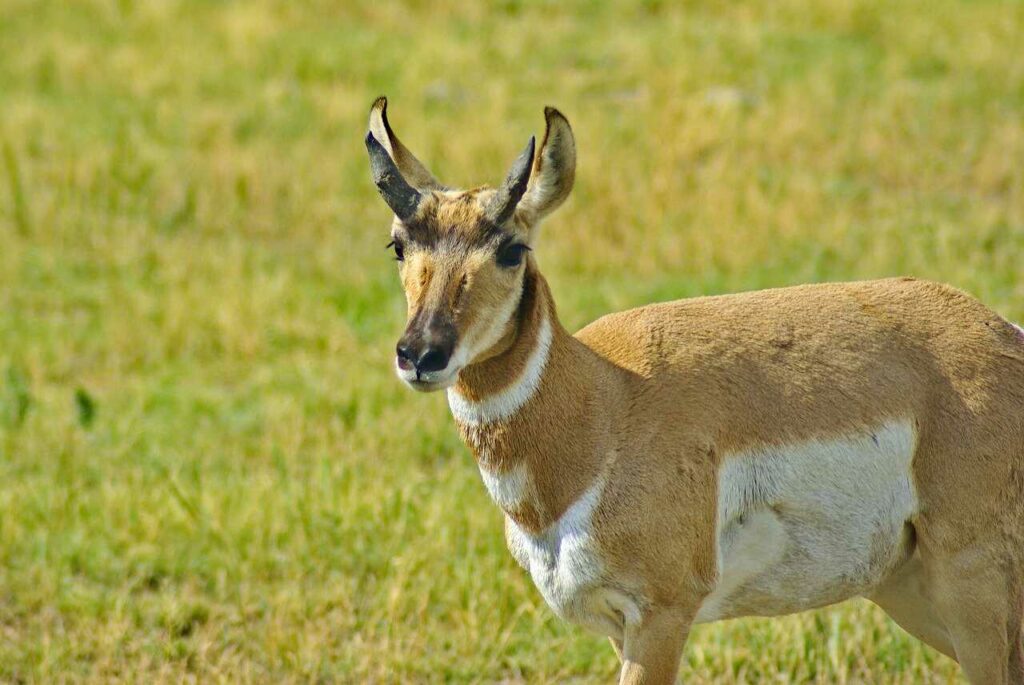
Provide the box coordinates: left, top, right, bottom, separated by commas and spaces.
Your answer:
618, 608, 692, 685
923, 548, 1024, 684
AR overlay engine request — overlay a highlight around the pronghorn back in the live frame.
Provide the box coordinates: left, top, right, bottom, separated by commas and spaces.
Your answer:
575, 276, 1024, 454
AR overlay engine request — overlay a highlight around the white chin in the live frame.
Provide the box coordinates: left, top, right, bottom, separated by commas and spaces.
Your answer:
395, 366, 460, 393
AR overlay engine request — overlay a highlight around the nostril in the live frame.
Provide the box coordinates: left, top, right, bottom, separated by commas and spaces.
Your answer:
396, 343, 415, 371
417, 346, 450, 373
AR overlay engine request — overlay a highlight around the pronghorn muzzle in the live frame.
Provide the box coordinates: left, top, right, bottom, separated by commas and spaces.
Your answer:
395, 313, 457, 380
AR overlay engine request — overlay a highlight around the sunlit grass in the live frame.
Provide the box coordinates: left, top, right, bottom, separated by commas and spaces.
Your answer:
1, 0, 1021, 681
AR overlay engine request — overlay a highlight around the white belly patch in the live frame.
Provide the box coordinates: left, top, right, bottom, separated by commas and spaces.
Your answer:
694, 419, 918, 623
504, 477, 641, 639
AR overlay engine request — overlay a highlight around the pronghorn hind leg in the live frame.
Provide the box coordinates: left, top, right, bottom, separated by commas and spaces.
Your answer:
921, 547, 1024, 684
867, 553, 956, 660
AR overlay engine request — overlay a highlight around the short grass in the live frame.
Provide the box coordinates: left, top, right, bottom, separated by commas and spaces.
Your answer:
1, 0, 1022, 682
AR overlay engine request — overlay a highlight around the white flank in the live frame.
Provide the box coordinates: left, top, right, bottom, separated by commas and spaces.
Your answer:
695, 419, 918, 623
479, 461, 530, 510
448, 312, 553, 426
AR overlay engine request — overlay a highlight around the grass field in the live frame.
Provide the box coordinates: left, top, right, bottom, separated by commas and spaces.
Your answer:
1, 0, 1023, 682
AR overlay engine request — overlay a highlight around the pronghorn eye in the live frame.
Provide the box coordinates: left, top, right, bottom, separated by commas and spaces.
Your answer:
387, 240, 405, 262
496, 242, 530, 268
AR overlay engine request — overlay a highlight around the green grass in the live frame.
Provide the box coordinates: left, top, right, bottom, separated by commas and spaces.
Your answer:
1, 0, 1022, 681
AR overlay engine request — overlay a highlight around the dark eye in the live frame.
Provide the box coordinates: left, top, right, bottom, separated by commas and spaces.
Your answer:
387, 240, 405, 262
496, 242, 530, 268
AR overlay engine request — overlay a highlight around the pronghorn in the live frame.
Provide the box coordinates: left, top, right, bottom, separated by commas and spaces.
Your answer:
364, 96, 1024, 685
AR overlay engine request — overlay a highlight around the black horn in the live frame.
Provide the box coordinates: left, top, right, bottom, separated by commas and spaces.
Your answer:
486, 136, 535, 226
370, 97, 447, 191
366, 132, 423, 221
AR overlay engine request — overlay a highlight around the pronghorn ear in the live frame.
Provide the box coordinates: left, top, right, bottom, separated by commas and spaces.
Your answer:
367, 96, 447, 191
515, 107, 576, 225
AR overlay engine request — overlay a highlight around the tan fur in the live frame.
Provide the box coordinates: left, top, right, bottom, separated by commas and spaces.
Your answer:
367, 99, 1024, 684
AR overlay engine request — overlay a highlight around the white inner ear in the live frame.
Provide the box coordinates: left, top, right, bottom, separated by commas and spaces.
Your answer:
521, 169, 555, 217
518, 121, 574, 222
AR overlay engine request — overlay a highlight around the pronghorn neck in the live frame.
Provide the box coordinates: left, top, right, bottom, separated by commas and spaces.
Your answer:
448, 266, 613, 533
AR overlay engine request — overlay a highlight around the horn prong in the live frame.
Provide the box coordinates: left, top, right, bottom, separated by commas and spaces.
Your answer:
366, 131, 423, 221
368, 96, 447, 191
487, 136, 536, 226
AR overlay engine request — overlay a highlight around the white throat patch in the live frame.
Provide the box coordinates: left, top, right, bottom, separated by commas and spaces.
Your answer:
447, 311, 553, 426
478, 460, 530, 510
504, 474, 639, 637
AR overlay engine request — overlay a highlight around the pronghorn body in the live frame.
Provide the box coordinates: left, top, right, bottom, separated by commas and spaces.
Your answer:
366, 98, 1024, 684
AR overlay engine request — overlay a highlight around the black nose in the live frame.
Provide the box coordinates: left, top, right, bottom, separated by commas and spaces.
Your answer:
416, 346, 450, 372
396, 338, 452, 374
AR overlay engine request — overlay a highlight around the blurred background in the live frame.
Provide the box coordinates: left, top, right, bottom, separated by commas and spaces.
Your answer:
1, 0, 1022, 682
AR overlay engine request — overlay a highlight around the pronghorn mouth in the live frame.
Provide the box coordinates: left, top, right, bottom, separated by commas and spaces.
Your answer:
410, 378, 444, 391
406, 375, 457, 392
395, 355, 460, 392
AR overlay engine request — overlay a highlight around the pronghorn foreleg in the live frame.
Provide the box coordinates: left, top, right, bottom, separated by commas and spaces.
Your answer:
617, 607, 692, 685
867, 553, 956, 659
923, 546, 1024, 684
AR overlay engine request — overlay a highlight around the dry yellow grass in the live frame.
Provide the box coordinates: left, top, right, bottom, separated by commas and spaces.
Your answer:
1, 0, 1022, 682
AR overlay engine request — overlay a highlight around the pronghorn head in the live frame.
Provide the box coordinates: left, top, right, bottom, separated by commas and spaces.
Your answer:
365, 97, 575, 392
